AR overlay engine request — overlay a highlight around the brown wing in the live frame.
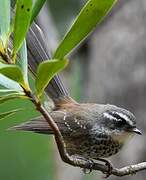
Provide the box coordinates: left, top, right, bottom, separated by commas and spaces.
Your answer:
9, 112, 70, 135
9, 108, 91, 136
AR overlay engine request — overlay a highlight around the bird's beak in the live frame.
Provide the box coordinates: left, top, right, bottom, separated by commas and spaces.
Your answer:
130, 128, 142, 135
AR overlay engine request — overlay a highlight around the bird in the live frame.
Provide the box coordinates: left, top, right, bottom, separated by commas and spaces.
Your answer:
10, 23, 142, 173
13, 102, 141, 159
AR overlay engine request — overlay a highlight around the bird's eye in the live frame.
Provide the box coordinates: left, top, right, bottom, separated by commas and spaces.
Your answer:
116, 119, 126, 127
111, 113, 127, 127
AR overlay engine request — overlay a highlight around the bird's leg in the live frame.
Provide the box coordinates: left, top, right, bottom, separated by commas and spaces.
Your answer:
96, 158, 113, 177
70, 155, 94, 173
82, 159, 94, 174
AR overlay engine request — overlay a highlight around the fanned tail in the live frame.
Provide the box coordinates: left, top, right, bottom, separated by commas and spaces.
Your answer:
27, 23, 70, 104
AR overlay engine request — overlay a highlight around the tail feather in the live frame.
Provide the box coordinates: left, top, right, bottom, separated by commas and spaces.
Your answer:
27, 23, 69, 103
9, 117, 53, 134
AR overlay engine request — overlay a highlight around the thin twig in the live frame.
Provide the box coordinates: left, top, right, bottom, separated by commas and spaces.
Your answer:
111, 162, 146, 176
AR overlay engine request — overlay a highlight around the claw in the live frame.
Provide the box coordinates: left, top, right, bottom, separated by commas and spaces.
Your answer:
70, 155, 95, 174
96, 158, 113, 178
104, 160, 113, 178
83, 159, 94, 174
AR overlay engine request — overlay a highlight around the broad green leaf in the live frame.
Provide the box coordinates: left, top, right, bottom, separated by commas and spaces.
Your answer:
0, 89, 18, 93
12, 0, 33, 58
0, 93, 26, 104
0, 62, 29, 90
0, 109, 22, 120
0, 0, 10, 47
31, 0, 46, 24
19, 39, 28, 84
53, 0, 117, 59
0, 74, 23, 91
35, 59, 68, 97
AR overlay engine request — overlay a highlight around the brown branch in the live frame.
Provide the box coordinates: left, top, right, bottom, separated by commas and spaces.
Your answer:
111, 162, 146, 176
24, 90, 146, 177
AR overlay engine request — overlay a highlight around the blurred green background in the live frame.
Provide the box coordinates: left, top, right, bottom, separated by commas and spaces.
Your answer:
0, 96, 55, 180
1, 0, 146, 180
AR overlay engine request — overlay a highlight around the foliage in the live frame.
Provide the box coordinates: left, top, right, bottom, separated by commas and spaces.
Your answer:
0, 0, 116, 119
35, 59, 68, 97
0, 0, 10, 47
0, 0, 117, 179
53, 0, 116, 59
0, 62, 29, 90
12, 0, 33, 60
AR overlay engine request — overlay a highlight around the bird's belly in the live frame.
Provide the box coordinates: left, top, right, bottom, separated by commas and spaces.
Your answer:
87, 142, 121, 159
65, 135, 123, 159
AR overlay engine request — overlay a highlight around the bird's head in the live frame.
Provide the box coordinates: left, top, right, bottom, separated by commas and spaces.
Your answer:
93, 104, 142, 144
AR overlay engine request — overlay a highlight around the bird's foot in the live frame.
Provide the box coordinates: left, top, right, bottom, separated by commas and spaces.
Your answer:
104, 160, 113, 178
71, 155, 94, 174
96, 158, 113, 178
82, 159, 94, 174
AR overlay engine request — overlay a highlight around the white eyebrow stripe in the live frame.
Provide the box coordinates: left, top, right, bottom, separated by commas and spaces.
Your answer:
103, 112, 133, 126
115, 112, 132, 125
103, 112, 116, 120
116, 112, 129, 121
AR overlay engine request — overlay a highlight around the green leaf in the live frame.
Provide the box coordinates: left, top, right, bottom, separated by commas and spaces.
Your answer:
35, 59, 68, 97
19, 39, 28, 84
0, 93, 26, 104
0, 38, 5, 55
0, 0, 10, 47
0, 89, 18, 93
0, 74, 23, 91
31, 0, 46, 24
0, 109, 22, 120
53, 0, 117, 59
0, 62, 29, 90
12, 0, 33, 58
